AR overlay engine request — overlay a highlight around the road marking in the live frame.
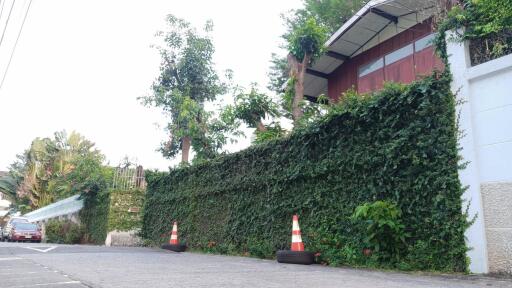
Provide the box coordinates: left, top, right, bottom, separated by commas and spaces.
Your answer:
21, 246, 57, 253
0, 257, 23, 261
0, 271, 41, 275
11, 281, 82, 287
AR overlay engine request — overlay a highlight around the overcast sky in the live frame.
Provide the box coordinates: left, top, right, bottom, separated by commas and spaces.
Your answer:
0, 0, 302, 171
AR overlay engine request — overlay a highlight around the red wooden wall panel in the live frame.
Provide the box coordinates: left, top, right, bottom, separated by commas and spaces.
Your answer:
385, 56, 415, 85
415, 46, 445, 77
358, 69, 385, 94
327, 19, 442, 101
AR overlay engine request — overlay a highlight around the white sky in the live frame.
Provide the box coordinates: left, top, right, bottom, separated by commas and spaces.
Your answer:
0, 0, 302, 171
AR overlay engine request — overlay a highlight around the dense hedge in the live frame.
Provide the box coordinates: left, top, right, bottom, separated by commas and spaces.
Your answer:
142, 74, 469, 272
80, 192, 110, 244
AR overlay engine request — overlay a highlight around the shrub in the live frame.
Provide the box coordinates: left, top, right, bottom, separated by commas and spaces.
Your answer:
351, 201, 407, 261
45, 219, 84, 244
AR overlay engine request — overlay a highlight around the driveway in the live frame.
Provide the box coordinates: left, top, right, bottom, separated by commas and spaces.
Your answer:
0, 242, 510, 288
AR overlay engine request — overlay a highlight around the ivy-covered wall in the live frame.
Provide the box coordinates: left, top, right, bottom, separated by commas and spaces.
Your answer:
142, 75, 469, 272
108, 189, 145, 232
81, 192, 110, 245
80, 189, 144, 244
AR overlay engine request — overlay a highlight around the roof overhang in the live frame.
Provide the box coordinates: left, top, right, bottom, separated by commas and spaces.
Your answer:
305, 0, 438, 98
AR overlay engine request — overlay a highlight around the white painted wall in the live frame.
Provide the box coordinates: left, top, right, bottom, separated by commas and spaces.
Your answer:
447, 31, 512, 274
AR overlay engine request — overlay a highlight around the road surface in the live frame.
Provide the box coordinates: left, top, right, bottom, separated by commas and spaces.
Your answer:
0, 242, 511, 288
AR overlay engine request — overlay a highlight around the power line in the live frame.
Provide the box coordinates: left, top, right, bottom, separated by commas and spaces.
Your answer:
0, 0, 16, 49
0, 0, 6, 24
0, 0, 32, 91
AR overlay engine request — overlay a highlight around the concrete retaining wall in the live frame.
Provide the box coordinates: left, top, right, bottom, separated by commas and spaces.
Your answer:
448, 32, 512, 274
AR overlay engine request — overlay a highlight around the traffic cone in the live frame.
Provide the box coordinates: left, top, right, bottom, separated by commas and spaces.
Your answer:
169, 221, 178, 245
162, 221, 186, 252
276, 214, 314, 264
291, 214, 305, 251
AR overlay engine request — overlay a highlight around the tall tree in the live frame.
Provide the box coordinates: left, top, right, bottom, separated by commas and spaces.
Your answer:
140, 15, 231, 164
268, 0, 368, 124
285, 18, 327, 124
7, 131, 105, 210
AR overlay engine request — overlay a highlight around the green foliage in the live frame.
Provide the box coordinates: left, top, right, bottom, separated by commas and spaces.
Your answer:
351, 201, 407, 261
108, 189, 145, 231
80, 188, 145, 244
301, 0, 368, 34
139, 15, 234, 162
0, 173, 18, 201
142, 74, 469, 272
280, 78, 329, 126
223, 85, 280, 130
254, 123, 287, 144
6, 131, 106, 211
80, 190, 110, 244
267, 0, 369, 126
285, 18, 327, 62
267, 53, 289, 95
45, 219, 84, 244
439, 0, 512, 64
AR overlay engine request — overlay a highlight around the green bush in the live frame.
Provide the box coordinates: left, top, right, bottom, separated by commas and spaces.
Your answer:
351, 201, 407, 261
142, 74, 469, 272
45, 219, 84, 244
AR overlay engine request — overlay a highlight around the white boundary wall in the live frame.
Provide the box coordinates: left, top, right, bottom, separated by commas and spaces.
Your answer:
447, 31, 512, 274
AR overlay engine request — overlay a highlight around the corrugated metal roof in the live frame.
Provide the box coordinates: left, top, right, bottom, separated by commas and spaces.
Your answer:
305, 0, 437, 98
24, 194, 84, 222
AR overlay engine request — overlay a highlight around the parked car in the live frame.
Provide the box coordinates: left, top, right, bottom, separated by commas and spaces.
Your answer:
1, 217, 29, 241
8, 222, 41, 243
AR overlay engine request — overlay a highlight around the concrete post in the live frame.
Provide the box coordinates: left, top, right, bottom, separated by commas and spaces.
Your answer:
446, 31, 488, 273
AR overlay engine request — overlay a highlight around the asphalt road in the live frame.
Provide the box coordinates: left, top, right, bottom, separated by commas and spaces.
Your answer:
0, 242, 511, 288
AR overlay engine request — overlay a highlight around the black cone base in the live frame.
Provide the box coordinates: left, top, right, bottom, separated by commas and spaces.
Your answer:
161, 243, 187, 252
276, 250, 315, 265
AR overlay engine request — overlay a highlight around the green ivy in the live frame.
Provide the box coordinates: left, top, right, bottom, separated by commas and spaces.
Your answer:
80, 191, 110, 244
108, 189, 145, 232
438, 0, 512, 65
142, 74, 469, 272
80, 189, 144, 244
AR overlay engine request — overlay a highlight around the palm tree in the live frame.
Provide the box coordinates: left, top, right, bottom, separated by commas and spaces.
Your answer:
0, 174, 17, 201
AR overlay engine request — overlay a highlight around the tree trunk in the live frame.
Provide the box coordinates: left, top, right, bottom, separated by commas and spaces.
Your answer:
181, 136, 191, 163
255, 120, 267, 132
288, 53, 311, 125
251, 113, 267, 133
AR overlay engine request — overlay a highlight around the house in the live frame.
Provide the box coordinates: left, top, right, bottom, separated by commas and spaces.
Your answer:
304, 0, 512, 275
304, 0, 443, 101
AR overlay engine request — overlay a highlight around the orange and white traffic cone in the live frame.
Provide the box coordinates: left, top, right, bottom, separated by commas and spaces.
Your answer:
169, 221, 178, 245
291, 214, 305, 251
162, 221, 186, 252
276, 214, 314, 264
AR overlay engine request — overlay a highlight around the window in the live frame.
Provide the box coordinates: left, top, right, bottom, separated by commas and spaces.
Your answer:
355, 33, 443, 94
415, 33, 436, 52
358, 58, 384, 77
385, 44, 413, 65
